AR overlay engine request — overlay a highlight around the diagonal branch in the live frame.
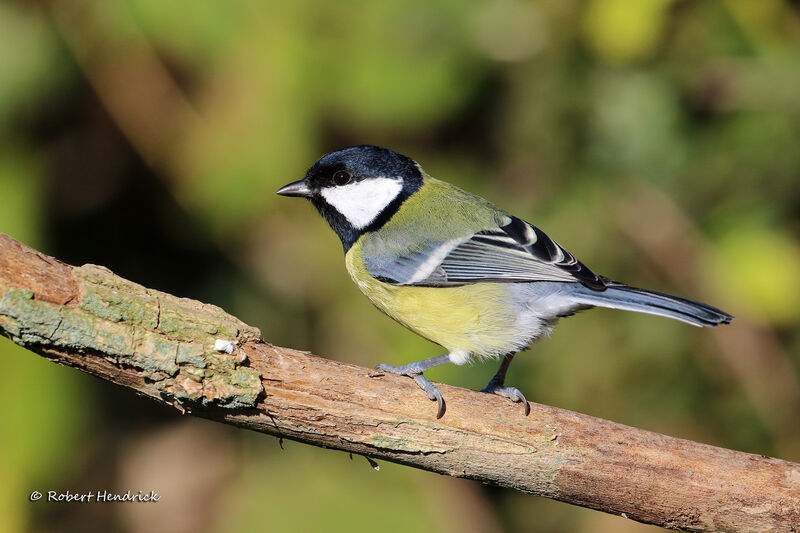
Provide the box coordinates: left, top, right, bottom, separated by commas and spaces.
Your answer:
0, 233, 797, 532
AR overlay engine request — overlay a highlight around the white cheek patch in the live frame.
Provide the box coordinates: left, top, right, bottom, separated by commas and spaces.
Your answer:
320, 177, 403, 229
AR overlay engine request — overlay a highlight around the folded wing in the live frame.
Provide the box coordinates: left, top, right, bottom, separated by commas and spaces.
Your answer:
364, 215, 609, 291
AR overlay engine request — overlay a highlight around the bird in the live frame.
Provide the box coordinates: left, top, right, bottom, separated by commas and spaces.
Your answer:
277, 145, 733, 418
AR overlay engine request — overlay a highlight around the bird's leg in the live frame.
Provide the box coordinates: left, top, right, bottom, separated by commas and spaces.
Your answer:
481, 353, 530, 415
375, 354, 451, 419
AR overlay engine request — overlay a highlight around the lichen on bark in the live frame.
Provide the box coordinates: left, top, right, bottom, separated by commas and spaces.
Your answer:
0, 264, 263, 409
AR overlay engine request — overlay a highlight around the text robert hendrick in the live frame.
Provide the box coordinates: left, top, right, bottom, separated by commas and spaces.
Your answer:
31, 490, 160, 503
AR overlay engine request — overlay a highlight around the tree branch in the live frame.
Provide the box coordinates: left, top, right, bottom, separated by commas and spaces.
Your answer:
0, 233, 797, 532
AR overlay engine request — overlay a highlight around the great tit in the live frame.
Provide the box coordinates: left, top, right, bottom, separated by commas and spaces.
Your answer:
277, 145, 733, 418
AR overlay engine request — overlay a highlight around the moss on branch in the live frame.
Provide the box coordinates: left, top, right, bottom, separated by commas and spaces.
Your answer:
0, 263, 262, 409
1, 233, 799, 533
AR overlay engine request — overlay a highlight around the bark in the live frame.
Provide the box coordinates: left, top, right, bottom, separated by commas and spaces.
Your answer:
0, 233, 797, 532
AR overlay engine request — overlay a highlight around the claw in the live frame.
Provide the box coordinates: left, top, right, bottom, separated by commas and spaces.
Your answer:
412, 374, 445, 418
374, 362, 447, 418
374, 363, 397, 374
482, 383, 530, 416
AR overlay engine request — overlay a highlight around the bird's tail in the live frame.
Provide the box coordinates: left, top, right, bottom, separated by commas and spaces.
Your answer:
569, 284, 733, 327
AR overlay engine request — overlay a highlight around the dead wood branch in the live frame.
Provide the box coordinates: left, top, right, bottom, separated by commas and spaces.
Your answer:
0, 233, 797, 532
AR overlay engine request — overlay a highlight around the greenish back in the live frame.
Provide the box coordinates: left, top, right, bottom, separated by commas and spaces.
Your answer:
359, 176, 508, 261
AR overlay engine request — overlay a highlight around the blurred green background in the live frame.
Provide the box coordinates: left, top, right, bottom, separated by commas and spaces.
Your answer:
1, 0, 799, 531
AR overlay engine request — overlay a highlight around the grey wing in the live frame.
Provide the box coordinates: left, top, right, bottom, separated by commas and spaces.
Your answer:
364, 215, 609, 291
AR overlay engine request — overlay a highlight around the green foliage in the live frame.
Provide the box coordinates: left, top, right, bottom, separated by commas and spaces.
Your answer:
0, 150, 43, 247
0, 339, 90, 533
708, 225, 800, 324
1, 1, 799, 532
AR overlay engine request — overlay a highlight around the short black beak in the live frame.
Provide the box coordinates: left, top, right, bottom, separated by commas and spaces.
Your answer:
276, 179, 312, 198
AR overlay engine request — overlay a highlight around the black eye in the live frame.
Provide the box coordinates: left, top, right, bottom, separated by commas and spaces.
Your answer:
332, 170, 352, 186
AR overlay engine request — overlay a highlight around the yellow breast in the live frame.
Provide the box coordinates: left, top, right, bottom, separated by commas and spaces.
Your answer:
345, 240, 533, 359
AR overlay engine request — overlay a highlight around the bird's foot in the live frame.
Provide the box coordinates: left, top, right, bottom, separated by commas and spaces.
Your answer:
481, 381, 530, 416
375, 363, 446, 419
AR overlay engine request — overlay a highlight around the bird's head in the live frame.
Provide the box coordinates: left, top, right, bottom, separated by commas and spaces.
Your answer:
277, 145, 423, 249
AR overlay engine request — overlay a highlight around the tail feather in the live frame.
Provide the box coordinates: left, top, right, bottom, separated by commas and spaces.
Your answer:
570, 285, 733, 327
